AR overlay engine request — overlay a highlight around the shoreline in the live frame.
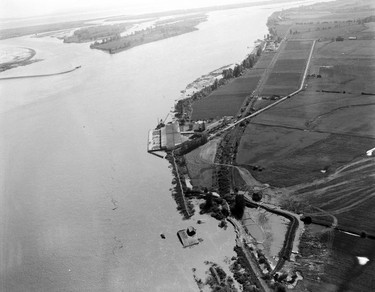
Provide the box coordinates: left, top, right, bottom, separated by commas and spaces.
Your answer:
0, 47, 38, 72
148, 0, 375, 291
151, 6, 303, 291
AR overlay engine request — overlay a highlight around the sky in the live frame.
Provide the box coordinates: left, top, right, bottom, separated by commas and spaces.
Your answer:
0, 0, 271, 19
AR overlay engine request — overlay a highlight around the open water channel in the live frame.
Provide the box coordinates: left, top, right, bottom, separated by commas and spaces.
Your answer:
0, 1, 329, 291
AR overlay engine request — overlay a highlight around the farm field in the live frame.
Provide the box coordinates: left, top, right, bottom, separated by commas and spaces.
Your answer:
191, 93, 249, 120
252, 52, 275, 69
237, 35, 375, 187
250, 91, 375, 137
270, 0, 375, 40
190, 50, 277, 121
257, 39, 313, 97
236, 123, 375, 187
292, 157, 375, 234
191, 72, 263, 120
290, 23, 369, 41
235, 2, 375, 291
309, 40, 375, 93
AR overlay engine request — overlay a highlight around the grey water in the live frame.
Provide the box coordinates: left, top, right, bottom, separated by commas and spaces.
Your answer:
0, 2, 325, 291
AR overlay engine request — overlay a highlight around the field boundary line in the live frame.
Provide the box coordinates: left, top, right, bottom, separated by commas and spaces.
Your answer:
209, 39, 316, 140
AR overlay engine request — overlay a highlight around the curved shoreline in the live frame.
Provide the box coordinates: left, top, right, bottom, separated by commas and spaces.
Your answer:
0, 66, 81, 80
0, 47, 36, 64
0, 47, 38, 72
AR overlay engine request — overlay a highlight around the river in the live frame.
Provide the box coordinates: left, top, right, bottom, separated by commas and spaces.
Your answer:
0, 1, 327, 291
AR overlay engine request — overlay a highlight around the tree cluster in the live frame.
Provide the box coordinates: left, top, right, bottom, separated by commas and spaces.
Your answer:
231, 194, 245, 219
199, 193, 229, 221
175, 134, 208, 156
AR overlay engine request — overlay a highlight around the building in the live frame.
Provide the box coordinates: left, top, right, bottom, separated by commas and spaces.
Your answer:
148, 121, 184, 153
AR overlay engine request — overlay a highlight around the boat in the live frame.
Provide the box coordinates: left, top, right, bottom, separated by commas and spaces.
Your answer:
160, 233, 166, 239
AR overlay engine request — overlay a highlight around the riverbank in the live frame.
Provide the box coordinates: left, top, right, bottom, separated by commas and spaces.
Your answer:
1, 3, 293, 291
158, 1, 375, 291
161, 20, 293, 291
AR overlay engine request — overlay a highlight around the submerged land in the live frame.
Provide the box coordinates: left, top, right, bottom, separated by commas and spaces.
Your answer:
150, 0, 375, 291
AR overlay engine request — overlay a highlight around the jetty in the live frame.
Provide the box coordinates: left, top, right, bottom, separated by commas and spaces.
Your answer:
0, 66, 82, 81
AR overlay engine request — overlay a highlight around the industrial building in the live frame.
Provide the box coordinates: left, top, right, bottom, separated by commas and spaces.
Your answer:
147, 121, 184, 153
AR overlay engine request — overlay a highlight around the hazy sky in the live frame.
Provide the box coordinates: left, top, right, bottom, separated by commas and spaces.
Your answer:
1, 0, 270, 19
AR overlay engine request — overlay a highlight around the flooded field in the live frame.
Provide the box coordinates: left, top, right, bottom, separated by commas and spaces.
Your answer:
242, 207, 288, 267
185, 138, 221, 188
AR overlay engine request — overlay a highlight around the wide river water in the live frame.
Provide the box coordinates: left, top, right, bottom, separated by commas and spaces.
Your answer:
0, 1, 327, 291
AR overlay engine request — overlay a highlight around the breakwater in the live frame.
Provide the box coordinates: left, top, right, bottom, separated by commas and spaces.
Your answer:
0, 66, 81, 80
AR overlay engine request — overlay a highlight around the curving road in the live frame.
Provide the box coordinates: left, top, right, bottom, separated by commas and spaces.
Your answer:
243, 195, 301, 275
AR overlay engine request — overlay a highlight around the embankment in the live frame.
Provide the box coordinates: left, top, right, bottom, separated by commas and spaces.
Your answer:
0, 66, 81, 80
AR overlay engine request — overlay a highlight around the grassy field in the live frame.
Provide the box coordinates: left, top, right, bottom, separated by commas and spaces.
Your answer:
269, 0, 375, 40
236, 90, 375, 187
253, 52, 275, 68
238, 37, 375, 176
191, 93, 249, 120
292, 157, 375, 233
190, 50, 280, 120
250, 91, 375, 136
284, 40, 313, 50
257, 40, 313, 97
273, 59, 306, 72
191, 71, 264, 120
309, 40, 375, 93
185, 139, 220, 188
264, 72, 301, 87
237, 1, 375, 291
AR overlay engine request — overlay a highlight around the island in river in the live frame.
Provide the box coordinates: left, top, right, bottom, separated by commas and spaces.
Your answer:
151, 0, 375, 291
89, 14, 208, 54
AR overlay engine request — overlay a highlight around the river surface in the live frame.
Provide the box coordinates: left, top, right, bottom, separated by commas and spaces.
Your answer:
0, 2, 326, 291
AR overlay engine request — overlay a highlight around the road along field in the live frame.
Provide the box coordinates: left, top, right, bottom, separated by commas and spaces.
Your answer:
190, 53, 275, 120
256, 39, 313, 98
236, 40, 375, 187
236, 38, 375, 187
191, 70, 264, 120
236, 8, 375, 291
